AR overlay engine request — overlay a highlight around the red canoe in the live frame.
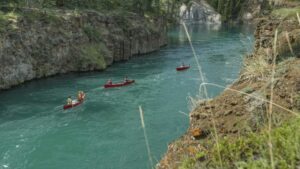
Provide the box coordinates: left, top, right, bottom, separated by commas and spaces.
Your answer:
63, 100, 83, 110
176, 65, 190, 71
104, 80, 135, 88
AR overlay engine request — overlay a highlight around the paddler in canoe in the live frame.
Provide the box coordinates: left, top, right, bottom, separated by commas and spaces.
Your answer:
106, 79, 113, 85
124, 76, 129, 82
66, 96, 72, 105
181, 62, 185, 67
77, 91, 85, 102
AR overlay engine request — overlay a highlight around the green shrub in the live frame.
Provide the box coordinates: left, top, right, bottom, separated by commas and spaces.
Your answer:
272, 7, 300, 18
83, 24, 102, 42
179, 158, 196, 169
80, 44, 107, 70
206, 118, 300, 169
0, 10, 20, 32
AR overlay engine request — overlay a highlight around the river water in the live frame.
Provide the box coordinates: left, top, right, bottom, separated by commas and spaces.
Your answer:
0, 24, 253, 169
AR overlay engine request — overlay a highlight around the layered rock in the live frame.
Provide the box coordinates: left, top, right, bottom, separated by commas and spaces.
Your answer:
0, 8, 167, 90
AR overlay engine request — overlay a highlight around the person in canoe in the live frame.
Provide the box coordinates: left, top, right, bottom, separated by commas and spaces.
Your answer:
81, 91, 86, 100
106, 79, 112, 85
124, 76, 129, 82
181, 62, 185, 67
77, 91, 85, 102
67, 96, 72, 105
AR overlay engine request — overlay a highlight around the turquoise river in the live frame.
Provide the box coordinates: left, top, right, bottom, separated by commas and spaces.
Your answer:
0, 24, 253, 169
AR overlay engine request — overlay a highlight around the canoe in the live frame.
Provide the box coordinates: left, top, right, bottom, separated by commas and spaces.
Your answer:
176, 65, 190, 71
104, 80, 135, 88
63, 100, 83, 110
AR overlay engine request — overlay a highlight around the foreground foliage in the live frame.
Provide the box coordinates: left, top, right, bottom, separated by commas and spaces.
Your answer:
180, 117, 300, 169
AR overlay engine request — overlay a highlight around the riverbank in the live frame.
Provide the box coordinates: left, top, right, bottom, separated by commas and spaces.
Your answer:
157, 4, 300, 169
0, 7, 167, 90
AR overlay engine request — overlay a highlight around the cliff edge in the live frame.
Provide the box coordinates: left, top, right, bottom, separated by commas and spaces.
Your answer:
0, 8, 167, 90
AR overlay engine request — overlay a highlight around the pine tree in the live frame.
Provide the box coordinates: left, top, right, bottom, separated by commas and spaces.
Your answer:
56, 0, 64, 7
217, 0, 223, 14
224, 0, 230, 21
228, 0, 234, 20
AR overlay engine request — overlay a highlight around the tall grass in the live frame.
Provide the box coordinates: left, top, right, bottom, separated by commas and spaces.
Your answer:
297, 12, 300, 25
267, 28, 278, 169
285, 31, 295, 56
241, 54, 271, 82
182, 21, 223, 168
182, 22, 208, 98
139, 106, 154, 168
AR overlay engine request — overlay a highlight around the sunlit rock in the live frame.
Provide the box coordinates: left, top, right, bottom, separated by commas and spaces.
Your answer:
179, 0, 221, 25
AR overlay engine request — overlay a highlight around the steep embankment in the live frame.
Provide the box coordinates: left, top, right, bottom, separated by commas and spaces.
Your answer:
0, 8, 167, 90
157, 5, 300, 169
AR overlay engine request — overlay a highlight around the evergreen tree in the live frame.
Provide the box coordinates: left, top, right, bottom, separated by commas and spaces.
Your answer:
217, 0, 223, 14
228, 0, 233, 20
56, 0, 64, 7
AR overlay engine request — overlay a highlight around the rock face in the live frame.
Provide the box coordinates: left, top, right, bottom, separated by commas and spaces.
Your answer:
254, 15, 300, 61
0, 9, 167, 90
179, 0, 221, 25
239, 0, 266, 23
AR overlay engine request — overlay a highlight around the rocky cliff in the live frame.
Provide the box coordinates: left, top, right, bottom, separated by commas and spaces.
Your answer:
179, 0, 221, 24
0, 8, 167, 90
157, 5, 300, 169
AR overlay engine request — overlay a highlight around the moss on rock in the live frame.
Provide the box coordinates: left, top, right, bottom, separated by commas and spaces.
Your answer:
79, 44, 107, 70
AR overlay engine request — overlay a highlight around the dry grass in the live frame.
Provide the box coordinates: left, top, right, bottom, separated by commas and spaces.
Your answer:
182, 22, 208, 98
297, 12, 300, 25
241, 55, 271, 82
182, 21, 223, 168
187, 96, 201, 112
200, 83, 299, 117
272, 6, 300, 18
285, 31, 296, 57
267, 28, 278, 169
139, 106, 154, 168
